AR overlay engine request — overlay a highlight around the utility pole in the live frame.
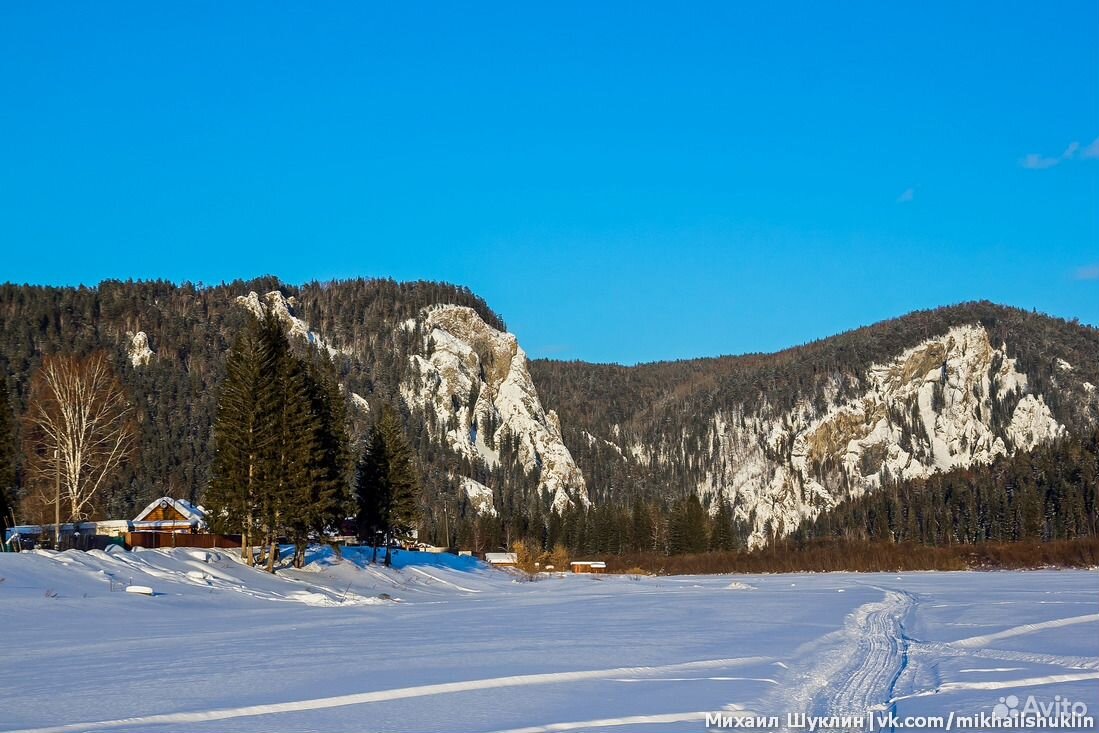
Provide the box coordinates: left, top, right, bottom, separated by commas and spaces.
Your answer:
442, 499, 450, 550
54, 448, 61, 549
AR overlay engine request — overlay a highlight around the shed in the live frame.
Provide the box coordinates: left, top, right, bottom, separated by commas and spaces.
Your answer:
485, 552, 518, 568
570, 561, 607, 574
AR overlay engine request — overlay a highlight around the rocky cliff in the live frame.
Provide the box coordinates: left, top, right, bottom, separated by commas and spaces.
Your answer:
400, 305, 589, 514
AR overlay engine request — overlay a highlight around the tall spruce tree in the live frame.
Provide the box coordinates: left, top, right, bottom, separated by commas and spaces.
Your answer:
206, 314, 279, 566
208, 311, 351, 571
283, 356, 349, 568
355, 403, 420, 566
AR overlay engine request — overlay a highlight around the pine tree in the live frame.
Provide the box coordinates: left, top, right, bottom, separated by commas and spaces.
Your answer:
355, 403, 421, 565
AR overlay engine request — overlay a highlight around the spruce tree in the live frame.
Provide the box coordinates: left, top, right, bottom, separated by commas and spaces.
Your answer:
208, 313, 351, 571
262, 330, 314, 571
206, 314, 279, 565
669, 495, 708, 554
355, 403, 420, 566
709, 499, 736, 551
284, 356, 349, 568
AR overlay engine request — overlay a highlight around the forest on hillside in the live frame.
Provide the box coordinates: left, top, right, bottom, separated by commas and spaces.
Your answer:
0, 278, 508, 524
2, 280, 1098, 562
531, 302, 1099, 507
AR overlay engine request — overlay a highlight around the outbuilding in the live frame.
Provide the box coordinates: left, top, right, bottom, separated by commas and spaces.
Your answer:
569, 561, 607, 574
485, 552, 518, 568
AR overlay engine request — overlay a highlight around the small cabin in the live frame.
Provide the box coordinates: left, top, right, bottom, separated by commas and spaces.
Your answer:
485, 552, 518, 568
131, 498, 207, 534
570, 561, 607, 574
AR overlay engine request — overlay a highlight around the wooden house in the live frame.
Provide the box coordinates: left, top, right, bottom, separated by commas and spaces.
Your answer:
131, 498, 207, 533
485, 552, 518, 568
569, 561, 607, 574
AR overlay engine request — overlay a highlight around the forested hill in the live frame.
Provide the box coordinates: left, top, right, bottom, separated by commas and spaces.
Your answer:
528, 302, 1099, 544
1, 279, 1097, 552
0, 278, 509, 523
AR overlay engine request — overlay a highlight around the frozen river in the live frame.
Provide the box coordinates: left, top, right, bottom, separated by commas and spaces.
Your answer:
1, 547, 1096, 732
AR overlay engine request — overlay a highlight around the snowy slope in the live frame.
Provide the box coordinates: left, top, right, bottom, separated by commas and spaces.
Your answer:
1, 550, 1095, 733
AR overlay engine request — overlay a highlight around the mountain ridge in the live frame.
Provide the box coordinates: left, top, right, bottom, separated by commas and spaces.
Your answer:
1, 279, 1096, 549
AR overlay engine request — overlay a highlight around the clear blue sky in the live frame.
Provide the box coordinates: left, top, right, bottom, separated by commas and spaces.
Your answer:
2, 2, 1096, 364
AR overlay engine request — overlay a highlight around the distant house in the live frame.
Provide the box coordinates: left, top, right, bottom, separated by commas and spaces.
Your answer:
131, 498, 207, 534
485, 552, 518, 568
5, 498, 231, 551
570, 561, 607, 574
125, 498, 237, 549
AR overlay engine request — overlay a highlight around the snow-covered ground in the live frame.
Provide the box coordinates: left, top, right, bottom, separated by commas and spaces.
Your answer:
0, 547, 1096, 732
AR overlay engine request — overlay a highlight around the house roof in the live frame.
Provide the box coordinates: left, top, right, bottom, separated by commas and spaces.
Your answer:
485, 552, 518, 564
133, 497, 207, 524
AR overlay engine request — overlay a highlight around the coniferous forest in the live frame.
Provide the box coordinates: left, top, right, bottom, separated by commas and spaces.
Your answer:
1, 278, 1097, 569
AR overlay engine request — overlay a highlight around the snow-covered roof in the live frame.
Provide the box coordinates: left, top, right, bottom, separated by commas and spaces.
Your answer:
133, 497, 207, 525
485, 552, 518, 564
570, 561, 607, 568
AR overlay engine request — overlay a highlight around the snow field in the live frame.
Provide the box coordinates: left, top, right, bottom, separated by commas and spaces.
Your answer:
0, 549, 1096, 732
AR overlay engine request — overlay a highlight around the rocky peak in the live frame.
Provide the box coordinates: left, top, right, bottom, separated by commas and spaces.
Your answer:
401, 305, 589, 513
127, 331, 154, 367
698, 324, 1067, 546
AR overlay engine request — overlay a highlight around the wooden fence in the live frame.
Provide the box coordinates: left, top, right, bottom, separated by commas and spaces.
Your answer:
125, 532, 241, 549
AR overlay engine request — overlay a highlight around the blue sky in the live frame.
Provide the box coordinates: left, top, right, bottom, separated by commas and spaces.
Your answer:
1, 2, 1096, 364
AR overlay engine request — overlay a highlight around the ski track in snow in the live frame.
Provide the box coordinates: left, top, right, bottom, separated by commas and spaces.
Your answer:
3, 657, 769, 733
4, 552, 1096, 733
770, 587, 915, 731
406, 565, 482, 593
949, 613, 1099, 648
891, 671, 1099, 702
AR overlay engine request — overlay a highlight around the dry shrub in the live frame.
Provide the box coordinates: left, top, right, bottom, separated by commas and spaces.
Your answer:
603, 538, 1099, 575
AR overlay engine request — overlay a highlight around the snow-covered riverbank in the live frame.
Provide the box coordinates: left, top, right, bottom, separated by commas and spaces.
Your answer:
1, 547, 1096, 732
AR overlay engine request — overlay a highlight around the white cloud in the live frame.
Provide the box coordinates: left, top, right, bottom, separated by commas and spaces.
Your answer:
1075, 264, 1099, 281
896, 187, 915, 204
1021, 135, 1099, 169
1021, 153, 1063, 170
1083, 136, 1099, 160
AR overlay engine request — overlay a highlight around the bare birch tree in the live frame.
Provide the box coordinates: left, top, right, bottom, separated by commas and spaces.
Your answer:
23, 353, 136, 523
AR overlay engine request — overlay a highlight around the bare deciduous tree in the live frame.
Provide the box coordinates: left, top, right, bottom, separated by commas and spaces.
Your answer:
23, 353, 136, 523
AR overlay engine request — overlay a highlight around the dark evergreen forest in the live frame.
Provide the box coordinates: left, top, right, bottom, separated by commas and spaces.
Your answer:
1, 279, 1096, 559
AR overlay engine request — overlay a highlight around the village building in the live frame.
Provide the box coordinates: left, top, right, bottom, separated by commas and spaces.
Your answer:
130, 497, 207, 534
569, 561, 607, 574
484, 552, 518, 568
3, 497, 227, 551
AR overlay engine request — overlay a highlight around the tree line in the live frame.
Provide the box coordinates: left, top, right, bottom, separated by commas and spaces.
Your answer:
2, 280, 1098, 564
796, 426, 1099, 545
203, 311, 422, 570
1, 308, 423, 569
